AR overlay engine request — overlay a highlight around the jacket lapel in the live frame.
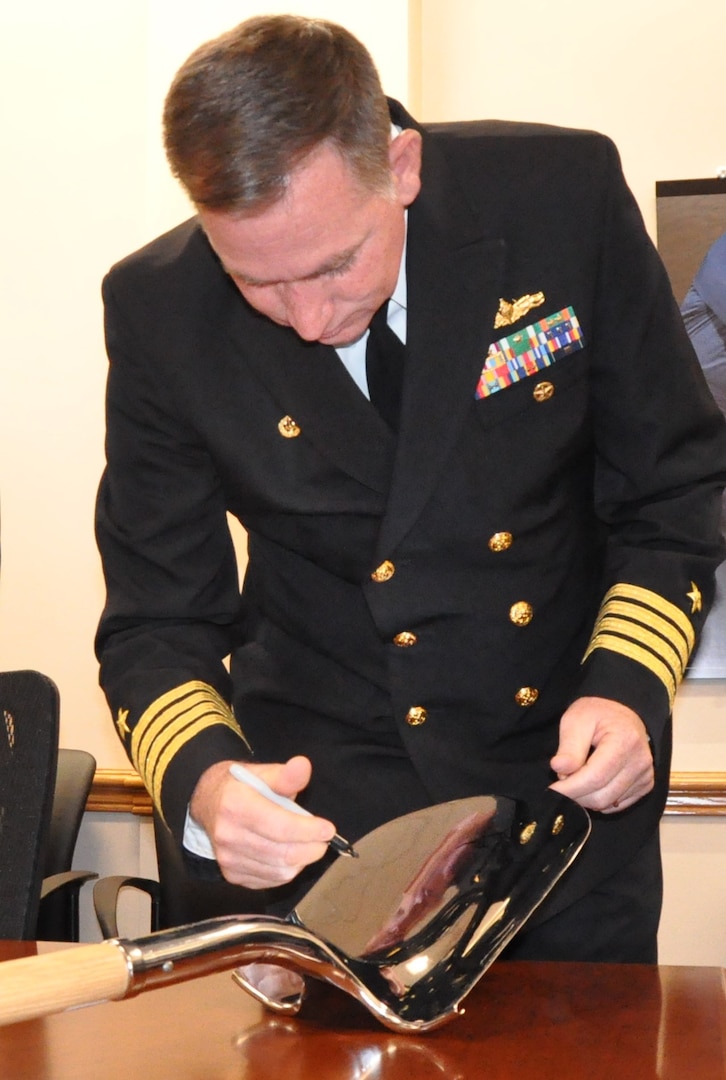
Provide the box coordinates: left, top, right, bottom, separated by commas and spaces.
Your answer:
377, 149, 506, 556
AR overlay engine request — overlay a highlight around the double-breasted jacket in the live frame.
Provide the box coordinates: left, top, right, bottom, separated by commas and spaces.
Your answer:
96, 104, 726, 915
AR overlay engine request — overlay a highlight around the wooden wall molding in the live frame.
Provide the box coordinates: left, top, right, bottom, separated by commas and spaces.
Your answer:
87, 770, 152, 815
87, 769, 726, 818
665, 771, 726, 816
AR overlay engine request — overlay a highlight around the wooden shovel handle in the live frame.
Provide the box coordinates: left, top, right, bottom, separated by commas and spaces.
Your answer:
0, 942, 131, 1026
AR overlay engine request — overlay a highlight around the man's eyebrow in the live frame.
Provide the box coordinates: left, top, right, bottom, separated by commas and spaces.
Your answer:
226, 244, 361, 287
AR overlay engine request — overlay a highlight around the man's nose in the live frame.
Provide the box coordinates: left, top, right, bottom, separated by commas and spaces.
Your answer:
282, 283, 333, 342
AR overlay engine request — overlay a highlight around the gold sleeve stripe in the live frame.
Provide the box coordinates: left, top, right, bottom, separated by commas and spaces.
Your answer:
597, 599, 691, 671
148, 716, 239, 820
599, 584, 695, 650
131, 681, 236, 767
130, 681, 250, 817
140, 701, 242, 814
582, 633, 678, 707
582, 583, 697, 707
591, 615, 685, 683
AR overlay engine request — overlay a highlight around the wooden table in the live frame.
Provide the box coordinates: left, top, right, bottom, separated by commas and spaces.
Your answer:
0, 941, 724, 1078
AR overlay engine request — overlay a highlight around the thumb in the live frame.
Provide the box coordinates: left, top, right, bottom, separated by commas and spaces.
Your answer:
550, 720, 592, 780
262, 755, 313, 801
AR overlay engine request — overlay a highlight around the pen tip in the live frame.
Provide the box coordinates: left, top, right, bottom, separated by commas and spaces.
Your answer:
330, 835, 359, 858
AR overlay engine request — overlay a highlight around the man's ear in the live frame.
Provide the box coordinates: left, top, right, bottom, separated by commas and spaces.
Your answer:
388, 128, 422, 207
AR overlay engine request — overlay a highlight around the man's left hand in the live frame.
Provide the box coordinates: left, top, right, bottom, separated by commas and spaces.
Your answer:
549, 696, 654, 813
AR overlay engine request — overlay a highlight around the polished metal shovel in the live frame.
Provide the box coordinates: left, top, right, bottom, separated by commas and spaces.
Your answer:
0, 791, 589, 1033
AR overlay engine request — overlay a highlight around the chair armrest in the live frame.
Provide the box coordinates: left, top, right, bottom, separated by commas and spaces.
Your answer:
37, 872, 99, 943
93, 875, 162, 939
40, 870, 98, 900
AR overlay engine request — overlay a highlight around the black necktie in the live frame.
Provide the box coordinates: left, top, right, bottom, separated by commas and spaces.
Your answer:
365, 300, 405, 430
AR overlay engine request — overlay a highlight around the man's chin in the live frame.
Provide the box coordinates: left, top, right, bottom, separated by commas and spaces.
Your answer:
320, 325, 369, 349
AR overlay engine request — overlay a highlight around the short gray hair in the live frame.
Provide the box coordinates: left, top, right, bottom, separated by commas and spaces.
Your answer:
163, 15, 393, 213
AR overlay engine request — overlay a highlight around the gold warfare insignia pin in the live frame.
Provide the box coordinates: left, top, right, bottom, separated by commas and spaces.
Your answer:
116, 708, 130, 737
687, 582, 702, 614
494, 292, 546, 329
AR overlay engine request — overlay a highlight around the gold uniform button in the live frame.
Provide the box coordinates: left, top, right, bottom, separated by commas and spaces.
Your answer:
371, 560, 395, 582
515, 687, 539, 707
509, 601, 534, 626
393, 631, 418, 647
488, 531, 513, 553
278, 415, 301, 438
405, 706, 427, 726
532, 381, 555, 402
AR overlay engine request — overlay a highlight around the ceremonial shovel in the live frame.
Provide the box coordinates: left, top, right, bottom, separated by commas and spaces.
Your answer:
0, 791, 589, 1033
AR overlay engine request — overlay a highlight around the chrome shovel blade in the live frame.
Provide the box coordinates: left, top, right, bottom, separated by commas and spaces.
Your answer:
234, 790, 590, 1030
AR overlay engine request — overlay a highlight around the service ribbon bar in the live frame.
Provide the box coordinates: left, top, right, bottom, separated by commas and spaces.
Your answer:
476, 305, 584, 399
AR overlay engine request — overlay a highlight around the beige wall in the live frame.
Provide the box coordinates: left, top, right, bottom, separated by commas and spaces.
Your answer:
3, 2, 726, 956
419, 0, 726, 239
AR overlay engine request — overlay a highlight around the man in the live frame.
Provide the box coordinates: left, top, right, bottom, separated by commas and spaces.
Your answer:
95, 15, 726, 961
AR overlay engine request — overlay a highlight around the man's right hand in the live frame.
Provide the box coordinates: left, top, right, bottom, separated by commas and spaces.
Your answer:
188, 755, 336, 889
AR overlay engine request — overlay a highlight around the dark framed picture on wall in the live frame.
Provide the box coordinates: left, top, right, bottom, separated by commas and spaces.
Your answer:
656, 177, 726, 676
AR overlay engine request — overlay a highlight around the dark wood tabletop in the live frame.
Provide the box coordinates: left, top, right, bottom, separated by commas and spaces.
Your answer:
0, 941, 724, 1079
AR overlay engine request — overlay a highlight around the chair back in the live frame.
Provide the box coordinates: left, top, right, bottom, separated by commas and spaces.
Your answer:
0, 671, 59, 939
36, 748, 97, 940
44, 749, 96, 876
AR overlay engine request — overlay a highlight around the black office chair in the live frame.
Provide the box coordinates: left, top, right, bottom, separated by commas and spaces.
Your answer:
0, 670, 60, 939
94, 810, 259, 938
0, 670, 98, 941
36, 748, 98, 941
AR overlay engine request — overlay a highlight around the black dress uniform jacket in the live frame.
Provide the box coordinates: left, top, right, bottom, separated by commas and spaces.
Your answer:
96, 102, 726, 921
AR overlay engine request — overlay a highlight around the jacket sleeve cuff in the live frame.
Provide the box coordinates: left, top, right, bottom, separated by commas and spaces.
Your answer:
127, 680, 252, 839
576, 582, 698, 760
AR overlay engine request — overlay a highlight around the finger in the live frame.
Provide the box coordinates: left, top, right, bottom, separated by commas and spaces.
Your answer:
220, 785, 335, 850
216, 827, 332, 887
550, 771, 623, 812
550, 739, 627, 804
228, 757, 335, 845
549, 760, 606, 803
214, 770, 335, 883
598, 767, 656, 813
551, 756, 653, 813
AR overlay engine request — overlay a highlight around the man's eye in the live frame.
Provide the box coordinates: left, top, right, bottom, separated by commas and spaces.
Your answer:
236, 277, 271, 289
326, 255, 356, 278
